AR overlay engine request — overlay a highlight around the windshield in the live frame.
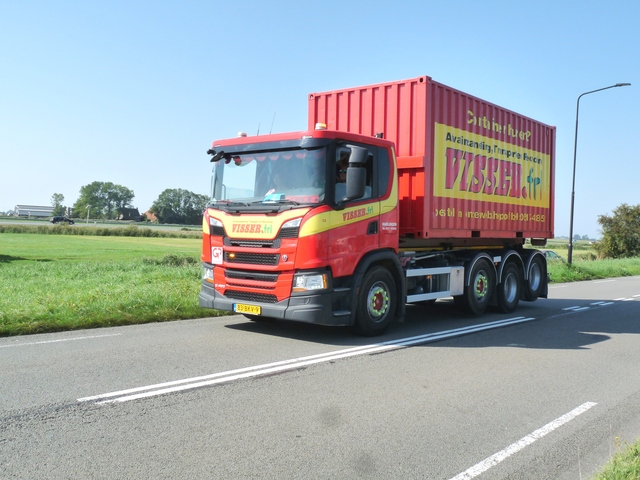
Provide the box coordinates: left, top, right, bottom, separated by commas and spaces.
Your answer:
210, 147, 326, 208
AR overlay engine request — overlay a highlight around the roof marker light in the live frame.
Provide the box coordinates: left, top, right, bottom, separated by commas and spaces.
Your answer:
315, 122, 327, 130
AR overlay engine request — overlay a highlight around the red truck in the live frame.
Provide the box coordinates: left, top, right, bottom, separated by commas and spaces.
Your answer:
199, 76, 555, 335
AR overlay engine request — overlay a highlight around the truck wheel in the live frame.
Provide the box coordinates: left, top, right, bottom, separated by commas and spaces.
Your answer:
524, 255, 546, 301
354, 266, 396, 336
459, 258, 495, 315
496, 263, 521, 313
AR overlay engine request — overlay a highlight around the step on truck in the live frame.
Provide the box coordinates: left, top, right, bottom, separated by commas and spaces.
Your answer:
199, 76, 555, 335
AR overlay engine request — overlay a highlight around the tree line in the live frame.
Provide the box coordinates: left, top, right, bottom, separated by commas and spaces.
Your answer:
51, 181, 208, 225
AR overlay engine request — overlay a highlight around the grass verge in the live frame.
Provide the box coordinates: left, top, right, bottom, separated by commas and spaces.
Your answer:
593, 439, 640, 479
547, 257, 640, 283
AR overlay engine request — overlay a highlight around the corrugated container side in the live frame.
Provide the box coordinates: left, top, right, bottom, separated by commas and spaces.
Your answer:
309, 76, 555, 242
308, 77, 429, 158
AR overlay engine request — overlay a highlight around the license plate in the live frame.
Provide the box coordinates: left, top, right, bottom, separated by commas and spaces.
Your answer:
233, 303, 261, 315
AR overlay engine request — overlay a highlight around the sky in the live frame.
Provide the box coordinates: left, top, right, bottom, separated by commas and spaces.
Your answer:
1, 0, 638, 239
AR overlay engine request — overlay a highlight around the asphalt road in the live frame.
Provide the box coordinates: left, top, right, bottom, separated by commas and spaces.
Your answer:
1, 277, 640, 479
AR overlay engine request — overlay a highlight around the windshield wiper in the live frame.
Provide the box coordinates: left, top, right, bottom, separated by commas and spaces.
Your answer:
210, 200, 251, 207
255, 199, 301, 206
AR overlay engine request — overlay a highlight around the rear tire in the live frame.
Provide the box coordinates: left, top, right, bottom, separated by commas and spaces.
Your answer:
353, 266, 396, 336
524, 254, 546, 301
496, 263, 521, 313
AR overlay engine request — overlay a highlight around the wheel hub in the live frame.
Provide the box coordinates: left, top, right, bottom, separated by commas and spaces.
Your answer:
474, 273, 488, 299
368, 284, 389, 318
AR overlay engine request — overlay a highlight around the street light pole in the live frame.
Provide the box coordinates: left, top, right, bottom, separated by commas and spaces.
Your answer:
568, 83, 631, 265
86, 205, 91, 224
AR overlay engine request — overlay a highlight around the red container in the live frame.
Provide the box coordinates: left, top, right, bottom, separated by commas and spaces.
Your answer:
308, 76, 555, 243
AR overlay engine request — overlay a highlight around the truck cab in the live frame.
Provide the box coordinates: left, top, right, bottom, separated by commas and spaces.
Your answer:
199, 127, 405, 335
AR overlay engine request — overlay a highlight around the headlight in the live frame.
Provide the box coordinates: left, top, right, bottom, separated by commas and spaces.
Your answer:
292, 273, 328, 292
282, 217, 302, 229
203, 266, 214, 283
210, 218, 223, 227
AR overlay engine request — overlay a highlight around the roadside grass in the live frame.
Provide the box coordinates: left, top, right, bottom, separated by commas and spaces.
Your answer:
593, 439, 640, 479
533, 239, 640, 283
0, 233, 224, 336
547, 257, 640, 283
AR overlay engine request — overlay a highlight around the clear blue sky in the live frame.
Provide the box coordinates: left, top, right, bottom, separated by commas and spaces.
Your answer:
1, 0, 637, 238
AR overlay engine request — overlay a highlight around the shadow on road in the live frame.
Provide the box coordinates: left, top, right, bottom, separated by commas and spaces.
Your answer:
224, 297, 640, 351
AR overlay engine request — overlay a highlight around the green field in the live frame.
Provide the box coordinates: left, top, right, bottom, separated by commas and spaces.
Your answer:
0, 232, 224, 336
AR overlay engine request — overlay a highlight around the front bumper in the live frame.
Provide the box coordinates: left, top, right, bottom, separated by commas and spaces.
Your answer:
199, 281, 352, 327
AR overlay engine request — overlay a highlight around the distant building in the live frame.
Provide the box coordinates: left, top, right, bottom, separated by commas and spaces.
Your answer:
15, 205, 54, 218
117, 207, 142, 221
143, 210, 157, 222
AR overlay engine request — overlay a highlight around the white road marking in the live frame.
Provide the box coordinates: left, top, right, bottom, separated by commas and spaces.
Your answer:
449, 402, 597, 480
79, 316, 535, 404
0, 333, 122, 348
593, 280, 616, 284
563, 306, 590, 312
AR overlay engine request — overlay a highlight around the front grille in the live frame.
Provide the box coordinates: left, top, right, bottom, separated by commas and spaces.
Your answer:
225, 290, 278, 304
226, 269, 279, 282
225, 252, 279, 266
224, 237, 280, 248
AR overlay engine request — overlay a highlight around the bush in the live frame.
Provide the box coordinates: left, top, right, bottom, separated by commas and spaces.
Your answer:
595, 203, 640, 259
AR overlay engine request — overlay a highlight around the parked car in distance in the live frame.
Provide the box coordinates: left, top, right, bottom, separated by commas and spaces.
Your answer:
541, 249, 565, 262
50, 216, 75, 225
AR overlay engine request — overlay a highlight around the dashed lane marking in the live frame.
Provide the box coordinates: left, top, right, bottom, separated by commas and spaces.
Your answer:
449, 402, 597, 480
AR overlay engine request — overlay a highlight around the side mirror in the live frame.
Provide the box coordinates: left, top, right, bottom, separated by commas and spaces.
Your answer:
338, 145, 367, 204
207, 149, 226, 163
346, 145, 368, 165
345, 167, 366, 200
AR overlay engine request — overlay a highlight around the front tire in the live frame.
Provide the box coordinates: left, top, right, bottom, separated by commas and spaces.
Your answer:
353, 266, 396, 336
458, 258, 495, 315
